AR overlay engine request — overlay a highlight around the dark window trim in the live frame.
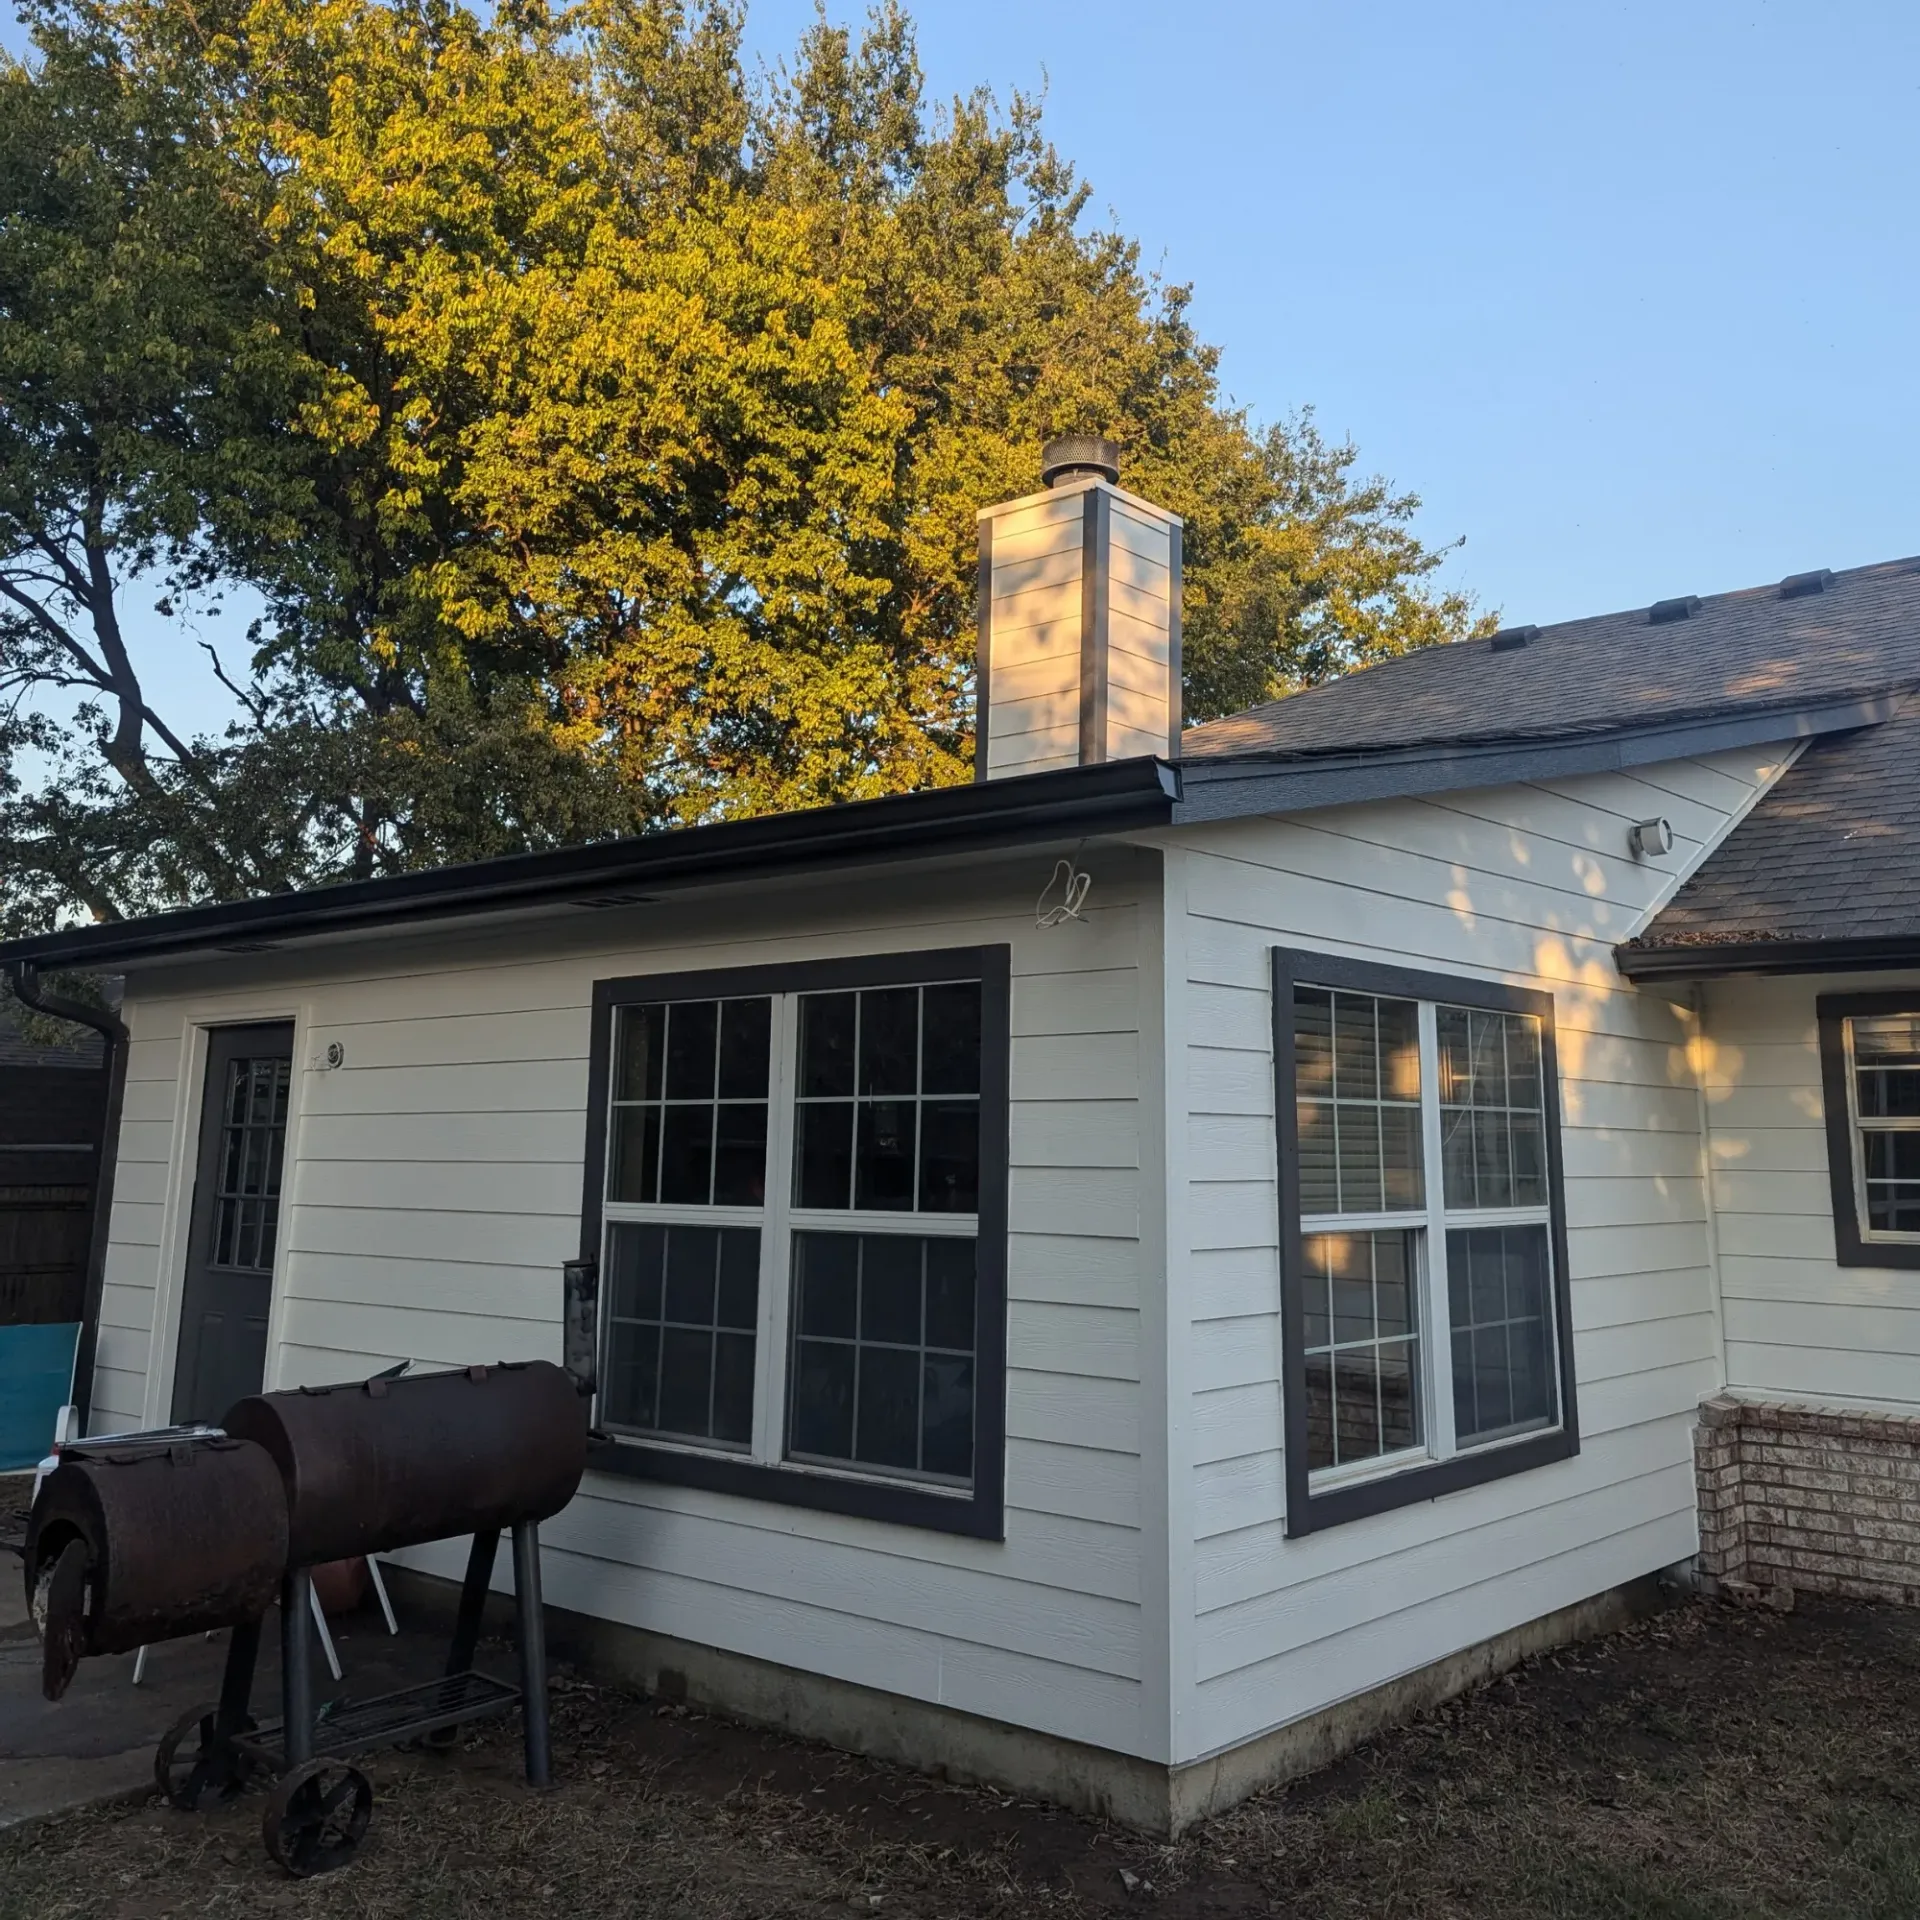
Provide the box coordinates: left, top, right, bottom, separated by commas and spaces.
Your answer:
1817, 990, 1920, 1270
1272, 949, 1580, 1538
580, 945, 1009, 1539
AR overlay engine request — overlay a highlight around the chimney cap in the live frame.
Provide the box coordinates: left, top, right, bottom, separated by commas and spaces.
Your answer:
1041, 434, 1121, 488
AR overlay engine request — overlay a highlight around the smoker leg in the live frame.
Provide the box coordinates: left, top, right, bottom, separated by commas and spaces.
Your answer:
281, 1570, 314, 1768
216, 1616, 262, 1736
510, 1521, 551, 1789
445, 1529, 500, 1677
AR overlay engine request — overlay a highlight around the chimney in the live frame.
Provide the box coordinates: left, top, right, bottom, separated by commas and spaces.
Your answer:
974, 435, 1183, 780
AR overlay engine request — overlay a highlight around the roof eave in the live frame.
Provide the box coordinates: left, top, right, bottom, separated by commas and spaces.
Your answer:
0, 758, 1181, 971
1616, 933, 1920, 982
1175, 692, 1898, 822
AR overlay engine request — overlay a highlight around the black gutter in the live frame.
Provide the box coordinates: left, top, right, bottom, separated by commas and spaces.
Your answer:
0, 758, 1181, 970
1617, 934, 1920, 982
6, 966, 129, 1435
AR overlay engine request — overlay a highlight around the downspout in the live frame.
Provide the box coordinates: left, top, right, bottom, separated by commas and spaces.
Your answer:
1690, 980, 1730, 1395
7, 963, 129, 1435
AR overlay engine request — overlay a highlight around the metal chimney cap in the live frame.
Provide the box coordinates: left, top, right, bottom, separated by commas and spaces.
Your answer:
1041, 434, 1121, 488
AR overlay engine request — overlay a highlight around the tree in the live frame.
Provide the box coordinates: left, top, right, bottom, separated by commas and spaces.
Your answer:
0, 0, 1491, 941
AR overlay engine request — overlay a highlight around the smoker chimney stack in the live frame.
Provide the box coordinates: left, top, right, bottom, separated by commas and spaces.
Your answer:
975, 438, 1182, 780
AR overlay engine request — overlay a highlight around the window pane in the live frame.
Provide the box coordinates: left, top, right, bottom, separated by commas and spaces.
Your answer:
859, 987, 921, 1096
607, 1104, 661, 1203
616, 1004, 666, 1101
607, 1221, 665, 1320
793, 1231, 858, 1337
1297, 1098, 1339, 1215
924, 1238, 976, 1350
1295, 988, 1334, 1097
859, 1235, 922, 1344
1865, 1131, 1920, 1234
1299, 1228, 1424, 1471
713, 1332, 756, 1444
713, 1102, 769, 1206
790, 1340, 855, 1459
1294, 987, 1423, 1216
1447, 1223, 1558, 1447
921, 984, 982, 1094
606, 1322, 660, 1431
1333, 1348, 1382, 1462
1333, 996, 1380, 1100
658, 1329, 714, 1434
1379, 1339, 1419, 1453
787, 1231, 976, 1486
795, 1100, 854, 1209
658, 1104, 715, 1204
799, 992, 857, 1097
918, 1099, 980, 1213
664, 1225, 718, 1323
922, 1356, 974, 1479
717, 998, 772, 1099
856, 1347, 921, 1470
1303, 1351, 1335, 1471
600, 1220, 758, 1448
717, 1230, 759, 1329
1439, 1007, 1547, 1211
855, 1100, 917, 1210
664, 1001, 717, 1101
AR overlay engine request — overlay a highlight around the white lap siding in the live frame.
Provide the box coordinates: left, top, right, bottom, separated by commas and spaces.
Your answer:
88, 853, 1160, 1760
1702, 969, 1920, 1414
1166, 745, 1792, 1766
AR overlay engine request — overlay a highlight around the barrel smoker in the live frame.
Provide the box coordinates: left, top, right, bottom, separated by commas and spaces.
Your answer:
24, 1360, 588, 1875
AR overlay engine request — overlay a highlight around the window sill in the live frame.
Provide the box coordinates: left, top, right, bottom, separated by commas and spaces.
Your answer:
586, 1431, 1005, 1540
1287, 1425, 1575, 1539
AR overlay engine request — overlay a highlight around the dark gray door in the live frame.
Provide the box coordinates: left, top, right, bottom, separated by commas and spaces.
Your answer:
171, 1024, 294, 1424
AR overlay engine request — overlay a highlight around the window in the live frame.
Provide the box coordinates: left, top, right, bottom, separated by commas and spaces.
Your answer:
1817, 995, 1920, 1269
580, 949, 1009, 1537
1276, 951, 1578, 1535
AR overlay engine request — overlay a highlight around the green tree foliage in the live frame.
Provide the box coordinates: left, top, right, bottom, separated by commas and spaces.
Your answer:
0, 0, 1491, 938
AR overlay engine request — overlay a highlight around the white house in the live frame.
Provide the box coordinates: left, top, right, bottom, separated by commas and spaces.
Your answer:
12, 445, 1920, 1833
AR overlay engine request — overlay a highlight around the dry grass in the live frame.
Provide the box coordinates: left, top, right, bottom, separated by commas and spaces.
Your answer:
6, 1594, 1920, 1919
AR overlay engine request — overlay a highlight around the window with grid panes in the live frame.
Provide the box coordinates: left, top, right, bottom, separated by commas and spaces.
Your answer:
1846, 1014, 1920, 1235
1280, 953, 1574, 1531
587, 953, 1006, 1533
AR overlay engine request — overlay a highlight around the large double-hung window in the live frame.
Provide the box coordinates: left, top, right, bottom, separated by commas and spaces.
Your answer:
1274, 950, 1578, 1534
581, 948, 1009, 1537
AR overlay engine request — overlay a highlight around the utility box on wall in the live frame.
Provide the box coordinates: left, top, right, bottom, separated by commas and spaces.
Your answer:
975, 437, 1182, 780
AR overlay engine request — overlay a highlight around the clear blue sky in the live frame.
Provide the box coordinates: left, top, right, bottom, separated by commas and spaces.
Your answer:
6, 0, 1916, 735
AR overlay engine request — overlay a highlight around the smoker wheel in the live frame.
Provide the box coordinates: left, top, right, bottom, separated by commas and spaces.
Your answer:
155, 1702, 258, 1810
262, 1757, 373, 1876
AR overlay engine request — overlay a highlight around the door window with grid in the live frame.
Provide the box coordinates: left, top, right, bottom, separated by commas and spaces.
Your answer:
586, 951, 1007, 1537
1280, 953, 1575, 1534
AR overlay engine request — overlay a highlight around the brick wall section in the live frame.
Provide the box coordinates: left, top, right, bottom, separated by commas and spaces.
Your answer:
1696, 1395, 1920, 1604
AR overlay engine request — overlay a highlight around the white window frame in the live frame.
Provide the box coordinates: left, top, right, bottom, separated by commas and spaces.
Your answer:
1840, 1013, 1920, 1247
1276, 949, 1579, 1538
582, 949, 1010, 1539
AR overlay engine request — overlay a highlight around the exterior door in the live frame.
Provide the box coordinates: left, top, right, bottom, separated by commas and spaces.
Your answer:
170, 1023, 294, 1424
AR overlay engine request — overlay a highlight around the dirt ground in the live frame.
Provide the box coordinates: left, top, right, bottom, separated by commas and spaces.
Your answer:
5, 1592, 1920, 1920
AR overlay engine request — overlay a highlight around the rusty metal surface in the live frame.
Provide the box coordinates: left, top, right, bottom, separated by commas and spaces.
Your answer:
222, 1361, 587, 1565
24, 1436, 288, 1697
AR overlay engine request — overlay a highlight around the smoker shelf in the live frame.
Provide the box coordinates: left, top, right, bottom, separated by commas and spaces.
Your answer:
234, 1668, 521, 1763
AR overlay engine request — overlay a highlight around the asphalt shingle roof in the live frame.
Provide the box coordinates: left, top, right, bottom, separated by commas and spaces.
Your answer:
1629, 696, 1920, 950
1182, 555, 1920, 761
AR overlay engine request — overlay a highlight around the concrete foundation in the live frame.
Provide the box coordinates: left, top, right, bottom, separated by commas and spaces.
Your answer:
384, 1562, 1667, 1835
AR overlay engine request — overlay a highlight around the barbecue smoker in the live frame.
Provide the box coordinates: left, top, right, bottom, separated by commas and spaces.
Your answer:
24, 1360, 588, 1875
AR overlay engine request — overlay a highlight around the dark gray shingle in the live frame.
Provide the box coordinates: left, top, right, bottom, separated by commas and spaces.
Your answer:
1630, 698, 1920, 948
1182, 555, 1920, 761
